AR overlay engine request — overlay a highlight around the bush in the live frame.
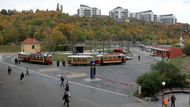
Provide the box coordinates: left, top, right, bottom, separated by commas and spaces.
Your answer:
151, 61, 180, 73
183, 44, 190, 56
137, 61, 187, 97
137, 71, 165, 97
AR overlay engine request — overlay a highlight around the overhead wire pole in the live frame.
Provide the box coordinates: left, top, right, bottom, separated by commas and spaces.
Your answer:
48, 26, 50, 54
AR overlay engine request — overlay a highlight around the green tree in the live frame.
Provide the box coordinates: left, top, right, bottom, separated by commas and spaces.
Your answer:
183, 44, 190, 56
138, 61, 187, 97
1, 9, 7, 15
137, 71, 165, 97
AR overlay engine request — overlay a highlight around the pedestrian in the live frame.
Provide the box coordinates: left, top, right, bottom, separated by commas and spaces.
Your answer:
163, 97, 169, 107
65, 80, 71, 97
60, 76, 65, 87
8, 66, 12, 75
57, 60, 59, 67
138, 55, 141, 61
20, 72, 24, 81
15, 58, 18, 64
18, 59, 20, 64
62, 59, 65, 67
170, 94, 176, 107
25, 67, 30, 76
62, 91, 69, 106
65, 81, 69, 92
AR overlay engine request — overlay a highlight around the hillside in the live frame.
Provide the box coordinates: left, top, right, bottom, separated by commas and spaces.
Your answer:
0, 9, 190, 50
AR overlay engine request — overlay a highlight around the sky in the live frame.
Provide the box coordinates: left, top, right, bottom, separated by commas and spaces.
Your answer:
0, 0, 190, 24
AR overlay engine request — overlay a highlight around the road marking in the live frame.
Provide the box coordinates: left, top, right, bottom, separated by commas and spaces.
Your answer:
83, 78, 102, 82
66, 73, 87, 78
0, 61, 146, 102
39, 68, 58, 73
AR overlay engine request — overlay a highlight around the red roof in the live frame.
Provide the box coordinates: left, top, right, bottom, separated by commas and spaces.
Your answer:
22, 38, 40, 44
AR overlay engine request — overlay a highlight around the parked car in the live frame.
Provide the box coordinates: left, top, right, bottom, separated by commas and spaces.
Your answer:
150, 52, 156, 56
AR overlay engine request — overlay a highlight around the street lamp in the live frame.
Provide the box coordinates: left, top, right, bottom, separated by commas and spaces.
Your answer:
162, 81, 166, 107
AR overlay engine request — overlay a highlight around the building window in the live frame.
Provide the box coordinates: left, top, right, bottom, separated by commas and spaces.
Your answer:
32, 45, 35, 49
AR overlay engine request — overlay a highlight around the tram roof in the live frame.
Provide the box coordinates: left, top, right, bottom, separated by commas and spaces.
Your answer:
18, 52, 31, 55
97, 53, 125, 57
68, 55, 93, 58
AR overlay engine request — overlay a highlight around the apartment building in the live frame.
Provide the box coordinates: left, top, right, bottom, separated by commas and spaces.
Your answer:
109, 7, 130, 22
159, 14, 176, 24
136, 10, 154, 22
77, 5, 101, 17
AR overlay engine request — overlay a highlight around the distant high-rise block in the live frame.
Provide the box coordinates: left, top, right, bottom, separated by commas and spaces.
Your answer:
109, 7, 130, 22
136, 10, 154, 22
159, 14, 176, 24
77, 5, 101, 17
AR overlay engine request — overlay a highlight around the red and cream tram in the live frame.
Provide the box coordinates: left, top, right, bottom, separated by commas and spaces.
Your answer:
96, 53, 126, 65
18, 52, 30, 62
18, 52, 53, 65
68, 55, 93, 65
29, 53, 53, 65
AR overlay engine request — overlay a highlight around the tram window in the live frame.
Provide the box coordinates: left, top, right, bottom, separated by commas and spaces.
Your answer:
84, 58, 87, 61
118, 56, 121, 58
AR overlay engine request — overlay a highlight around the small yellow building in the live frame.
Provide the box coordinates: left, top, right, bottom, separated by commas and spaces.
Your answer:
21, 38, 41, 53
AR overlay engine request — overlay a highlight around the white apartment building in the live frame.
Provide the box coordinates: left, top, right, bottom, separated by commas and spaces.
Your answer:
77, 5, 101, 17
136, 10, 154, 22
159, 14, 176, 24
109, 7, 130, 22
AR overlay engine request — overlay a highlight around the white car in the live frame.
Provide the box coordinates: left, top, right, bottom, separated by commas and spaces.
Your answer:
150, 52, 156, 56
126, 55, 133, 60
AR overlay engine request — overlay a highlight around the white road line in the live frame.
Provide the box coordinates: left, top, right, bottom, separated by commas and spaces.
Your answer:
1, 61, 130, 98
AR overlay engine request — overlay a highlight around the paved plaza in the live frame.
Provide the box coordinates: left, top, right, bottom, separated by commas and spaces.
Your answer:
1, 48, 190, 107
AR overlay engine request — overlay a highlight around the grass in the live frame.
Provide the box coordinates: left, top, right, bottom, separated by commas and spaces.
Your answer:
53, 53, 69, 61
0, 45, 20, 53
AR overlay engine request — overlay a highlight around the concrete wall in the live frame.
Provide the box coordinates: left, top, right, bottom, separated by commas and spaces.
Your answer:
21, 44, 41, 53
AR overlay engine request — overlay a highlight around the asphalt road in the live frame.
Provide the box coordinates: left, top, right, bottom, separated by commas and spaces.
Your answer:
1, 47, 177, 107
0, 60, 148, 107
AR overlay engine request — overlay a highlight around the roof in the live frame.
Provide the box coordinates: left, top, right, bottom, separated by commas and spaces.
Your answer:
22, 38, 40, 44
150, 46, 171, 51
97, 53, 125, 57
68, 55, 93, 58
74, 43, 85, 47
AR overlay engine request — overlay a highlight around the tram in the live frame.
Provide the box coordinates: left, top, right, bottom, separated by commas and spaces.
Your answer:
68, 55, 93, 65
29, 53, 53, 65
18, 52, 53, 65
18, 52, 30, 62
96, 53, 126, 65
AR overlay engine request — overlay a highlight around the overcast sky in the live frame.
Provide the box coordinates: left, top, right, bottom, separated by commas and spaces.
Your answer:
0, 0, 189, 24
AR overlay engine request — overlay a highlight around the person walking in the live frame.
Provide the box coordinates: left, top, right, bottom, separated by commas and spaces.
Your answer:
8, 66, 12, 75
60, 76, 65, 87
65, 81, 69, 92
20, 72, 24, 81
25, 67, 30, 76
15, 58, 18, 64
62, 91, 69, 107
57, 60, 59, 67
138, 55, 141, 61
163, 97, 169, 107
65, 81, 71, 97
62, 59, 65, 67
170, 94, 176, 107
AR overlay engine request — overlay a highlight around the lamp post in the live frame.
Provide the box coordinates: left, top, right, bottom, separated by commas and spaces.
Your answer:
162, 81, 166, 107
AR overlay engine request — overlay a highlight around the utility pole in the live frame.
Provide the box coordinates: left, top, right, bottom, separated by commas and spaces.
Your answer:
131, 35, 132, 47
48, 27, 50, 54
